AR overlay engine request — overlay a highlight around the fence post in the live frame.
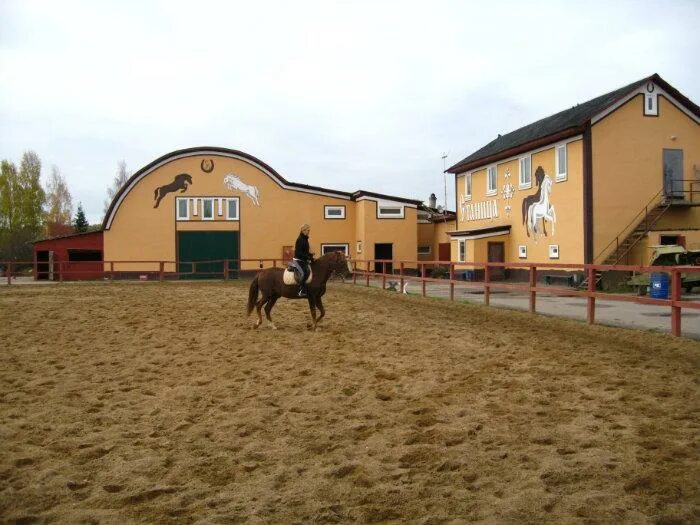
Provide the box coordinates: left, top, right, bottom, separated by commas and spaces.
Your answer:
224, 260, 229, 281
449, 263, 454, 301
484, 263, 490, 306
671, 270, 681, 337
529, 266, 537, 313
382, 262, 386, 290
192, 262, 197, 277
33, 259, 37, 282
400, 262, 405, 293
353, 260, 357, 285
421, 263, 426, 297
587, 266, 596, 324
110, 261, 114, 282
58, 261, 63, 283
366, 261, 370, 287
159, 261, 164, 282
6, 262, 11, 285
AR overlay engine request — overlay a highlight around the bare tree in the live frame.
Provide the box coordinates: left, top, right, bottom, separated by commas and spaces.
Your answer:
44, 165, 74, 236
103, 160, 131, 218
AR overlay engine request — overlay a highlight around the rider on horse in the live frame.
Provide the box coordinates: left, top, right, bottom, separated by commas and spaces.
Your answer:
294, 224, 313, 297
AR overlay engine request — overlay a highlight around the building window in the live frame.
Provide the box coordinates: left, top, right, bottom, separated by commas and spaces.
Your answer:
519, 155, 531, 188
486, 166, 497, 195
68, 249, 102, 262
458, 239, 466, 262
417, 246, 431, 256
324, 205, 346, 219
226, 198, 239, 220
321, 243, 349, 256
555, 144, 567, 182
177, 198, 189, 220
202, 198, 214, 220
466, 173, 472, 198
378, 205, 404, 219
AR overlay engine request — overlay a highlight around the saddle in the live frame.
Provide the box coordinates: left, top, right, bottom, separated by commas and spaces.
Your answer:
283, 259, 312, 286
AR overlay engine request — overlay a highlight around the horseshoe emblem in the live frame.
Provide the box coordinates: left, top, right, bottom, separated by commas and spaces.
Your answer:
201, 158, 214, 173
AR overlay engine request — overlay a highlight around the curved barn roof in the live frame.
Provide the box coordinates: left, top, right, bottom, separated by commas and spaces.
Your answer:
102, 146, 422, 230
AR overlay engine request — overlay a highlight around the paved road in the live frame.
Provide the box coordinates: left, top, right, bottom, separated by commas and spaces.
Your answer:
356, 277, 700, 340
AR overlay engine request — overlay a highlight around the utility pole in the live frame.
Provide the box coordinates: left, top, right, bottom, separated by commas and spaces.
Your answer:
441, 152, 448, 213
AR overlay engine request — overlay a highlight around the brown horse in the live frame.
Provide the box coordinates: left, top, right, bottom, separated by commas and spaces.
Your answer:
247, 251, 352, 330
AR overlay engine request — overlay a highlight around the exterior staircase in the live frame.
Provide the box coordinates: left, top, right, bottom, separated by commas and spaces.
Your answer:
579, 189, 672, 289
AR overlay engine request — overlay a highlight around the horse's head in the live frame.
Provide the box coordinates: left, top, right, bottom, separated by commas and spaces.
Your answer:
176, 173, 193, 187
328, 250, 353, 277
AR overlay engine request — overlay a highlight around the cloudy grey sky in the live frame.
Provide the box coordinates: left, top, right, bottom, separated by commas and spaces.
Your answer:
1, 0, 699, 224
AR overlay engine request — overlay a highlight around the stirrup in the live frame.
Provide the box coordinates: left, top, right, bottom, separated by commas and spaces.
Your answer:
297, 287, 307, 297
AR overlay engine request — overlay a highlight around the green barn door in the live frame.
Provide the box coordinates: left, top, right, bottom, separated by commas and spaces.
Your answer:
177, 231, 239, 279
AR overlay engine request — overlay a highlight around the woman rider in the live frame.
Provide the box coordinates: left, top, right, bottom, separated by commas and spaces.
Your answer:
293, 224, 313, 297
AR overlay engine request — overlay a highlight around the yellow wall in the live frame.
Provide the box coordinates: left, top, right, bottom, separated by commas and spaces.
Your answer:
592, 94, 700, 261
104, 153, 418, 271
355, 199, 417, 269
454, 139, 584, 264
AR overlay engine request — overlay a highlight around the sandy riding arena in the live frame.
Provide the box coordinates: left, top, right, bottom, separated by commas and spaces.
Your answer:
1, 281, 699, 523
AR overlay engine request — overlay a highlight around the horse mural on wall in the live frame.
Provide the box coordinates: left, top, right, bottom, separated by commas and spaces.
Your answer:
522, 166, 556, 240
153, 173, 193, 208
223, 174, 261, 206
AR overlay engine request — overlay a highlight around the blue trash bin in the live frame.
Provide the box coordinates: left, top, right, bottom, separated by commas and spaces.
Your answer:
649, 272, 669, 299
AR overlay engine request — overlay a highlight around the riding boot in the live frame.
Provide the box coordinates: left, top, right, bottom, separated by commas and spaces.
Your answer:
298, 283, 308, 297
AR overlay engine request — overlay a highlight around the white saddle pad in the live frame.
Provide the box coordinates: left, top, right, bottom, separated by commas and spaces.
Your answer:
283, 269, 312, 285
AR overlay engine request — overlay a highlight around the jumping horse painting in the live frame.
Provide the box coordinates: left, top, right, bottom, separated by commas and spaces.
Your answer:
153, 173, 193, 208
247, 250, 352, 330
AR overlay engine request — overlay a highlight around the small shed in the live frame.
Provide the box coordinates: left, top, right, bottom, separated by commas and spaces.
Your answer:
32, 230, 104, 281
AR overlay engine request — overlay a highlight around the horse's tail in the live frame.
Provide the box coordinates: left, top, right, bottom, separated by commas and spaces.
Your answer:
247, 274, 259, 316
154, 187, 159, 200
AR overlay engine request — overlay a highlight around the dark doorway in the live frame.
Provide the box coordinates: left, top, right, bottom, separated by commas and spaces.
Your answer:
438, 243, 451, 262
487, 241, 505, 280
663, 149, 684, 198
374, 243, 393, 274
177, 231, 239, 279
36, 250, 50, 280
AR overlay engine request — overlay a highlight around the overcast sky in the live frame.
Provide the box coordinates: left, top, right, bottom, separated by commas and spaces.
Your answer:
1, 0, 699, 224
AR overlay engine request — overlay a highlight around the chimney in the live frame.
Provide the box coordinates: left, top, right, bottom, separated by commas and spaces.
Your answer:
429, 193, 437, 209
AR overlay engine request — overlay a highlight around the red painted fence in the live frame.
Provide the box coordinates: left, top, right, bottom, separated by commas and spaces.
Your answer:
2, 258, 699, 338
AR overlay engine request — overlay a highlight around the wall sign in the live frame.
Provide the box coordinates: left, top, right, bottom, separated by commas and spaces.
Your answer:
461, 199, 499, 222
201, 158, 214, 173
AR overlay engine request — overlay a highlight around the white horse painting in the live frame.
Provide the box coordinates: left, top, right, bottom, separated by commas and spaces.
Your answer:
223, 174, 261, 206
527, 176, 556, 241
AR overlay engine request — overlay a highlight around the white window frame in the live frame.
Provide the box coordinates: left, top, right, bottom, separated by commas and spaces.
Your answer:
458, 239, 466, 262
377, 204, 404, 219
321, 243, 349, 256
486, 166, 497, 195
519, 155, 532, 189
465, 173, 472, 200
324, 205, 346, 219
417, 245, 431, 256
555, 143, 567, 182
176, 197, 189, 221
226, 197, 240, 221
201, 198, 214, 220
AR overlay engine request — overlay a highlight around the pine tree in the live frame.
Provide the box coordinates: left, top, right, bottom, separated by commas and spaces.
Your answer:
74, 203, 89, 233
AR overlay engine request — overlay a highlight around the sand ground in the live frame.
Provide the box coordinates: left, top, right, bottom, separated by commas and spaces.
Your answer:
1, 281, 699, 524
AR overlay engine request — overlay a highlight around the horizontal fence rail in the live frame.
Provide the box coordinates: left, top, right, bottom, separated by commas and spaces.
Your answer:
2, 257, 699, 337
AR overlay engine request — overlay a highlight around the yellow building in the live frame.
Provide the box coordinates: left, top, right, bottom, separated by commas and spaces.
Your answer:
446, 74, 700, 268
102, 147, 423, 275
